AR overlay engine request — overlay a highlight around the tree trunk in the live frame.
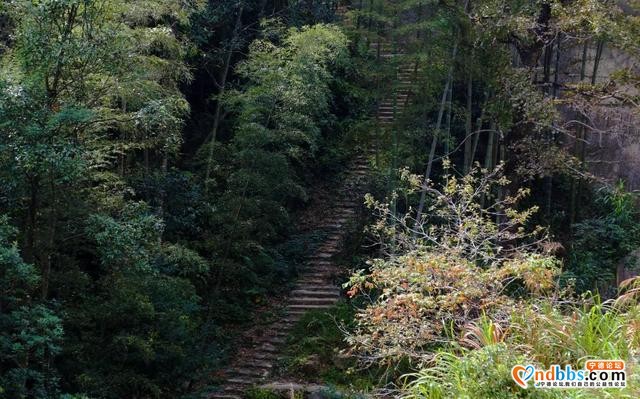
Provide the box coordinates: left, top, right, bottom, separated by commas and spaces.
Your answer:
496, 142, 506, 226
415, 42, 457, 223
570, 41, 589, 225
24, 177, 39, 264
484, 125, 495, 171
545, 37, 561, 219
204, 5, 244, 192
469, 93, 489, 170
591, 40, 605, 85
157, 152, 168, 245
463, 76, 473, 174
41, 177, 56, 300
444, 77, 453, 155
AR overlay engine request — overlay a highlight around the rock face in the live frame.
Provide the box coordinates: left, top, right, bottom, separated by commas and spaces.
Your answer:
617, 249, 640, 286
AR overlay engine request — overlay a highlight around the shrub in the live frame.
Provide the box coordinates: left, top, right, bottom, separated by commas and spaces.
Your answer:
344, 251, 560, 366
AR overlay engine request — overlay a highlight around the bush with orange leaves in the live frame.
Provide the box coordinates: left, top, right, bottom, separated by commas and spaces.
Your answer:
344, 250, 560, 366
343, 164, 561, 367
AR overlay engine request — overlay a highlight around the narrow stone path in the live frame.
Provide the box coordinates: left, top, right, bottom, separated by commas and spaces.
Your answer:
208, 155, 372, 399
208, 35, 414, 399
374, 42, 417, 126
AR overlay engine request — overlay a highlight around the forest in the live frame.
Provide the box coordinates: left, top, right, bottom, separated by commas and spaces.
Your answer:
1, 0, 640, 398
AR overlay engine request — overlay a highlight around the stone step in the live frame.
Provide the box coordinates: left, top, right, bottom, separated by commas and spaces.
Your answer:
265, 329, 288, 337
317, 241, 340, 248
305, 256, 335, 263
305, 260, 340, 270
298, 270, 338, 278
235, 359, 274, 369
232, 367, 270, 378
314, 245, 342, 252
303, 264, 338, 271
331, 209, 356, 216
307, 254, 334, 261
308, 255, 339, 262
289, 301, 336, 310
300, 273, 335, 281
335, 205, 357, 211
290, 289, 340, 297
269, 321, 296, 331
300, 269, 336, 277
308, 253, 335, 260
382, 94, 409, 100
301, 268, 336, 276
296, 278, 331, 286
258, 335, 286, 346
290, 296, 338, 305
287, 309, 329, 318
252, 351, 280, 361
311, 250, 338, 258
302, 265, 337, 273
257, 343, 279, 353
382, 94, 408, 100
226, 377, 253, 385
288, 304, 333, 311
294, 284, 341, 291
208, 394, 241, 399
282, 315, 304, 324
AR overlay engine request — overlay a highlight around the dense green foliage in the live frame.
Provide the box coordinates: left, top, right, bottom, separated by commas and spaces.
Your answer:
0, 216, 62, 398
0, 0, 355, 397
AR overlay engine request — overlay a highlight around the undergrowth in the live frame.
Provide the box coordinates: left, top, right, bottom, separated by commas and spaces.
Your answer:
280, 301, 378, 392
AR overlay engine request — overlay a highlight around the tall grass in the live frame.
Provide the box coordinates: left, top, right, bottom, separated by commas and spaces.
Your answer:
402, 299, 640, 398
509, 299, 637, 367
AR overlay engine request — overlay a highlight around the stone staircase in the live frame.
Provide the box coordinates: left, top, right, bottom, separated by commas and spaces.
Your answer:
207, 33, 417, 399
371, 41, 418, 126
207, 156, 371, 399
